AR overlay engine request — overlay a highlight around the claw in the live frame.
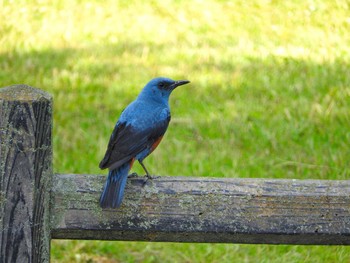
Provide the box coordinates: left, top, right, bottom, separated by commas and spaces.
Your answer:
145, 174, 160, 180
142, 174, 160, 186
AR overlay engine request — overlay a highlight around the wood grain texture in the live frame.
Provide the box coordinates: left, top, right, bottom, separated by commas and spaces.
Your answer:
51, 174, 350, 245
0, 85, 52, 263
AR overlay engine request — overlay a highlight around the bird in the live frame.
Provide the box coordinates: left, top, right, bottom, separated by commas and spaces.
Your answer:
99, 77, 190, 208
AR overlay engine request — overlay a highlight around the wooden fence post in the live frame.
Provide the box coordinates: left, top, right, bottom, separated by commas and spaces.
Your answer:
0, 85, 52, 263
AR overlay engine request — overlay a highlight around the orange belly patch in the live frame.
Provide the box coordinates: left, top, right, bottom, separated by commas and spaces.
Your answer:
129, 158, 135, 168
150, 136, 164, 153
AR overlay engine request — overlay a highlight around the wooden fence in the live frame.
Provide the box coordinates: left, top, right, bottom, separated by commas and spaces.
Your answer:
0, 85, 349, 262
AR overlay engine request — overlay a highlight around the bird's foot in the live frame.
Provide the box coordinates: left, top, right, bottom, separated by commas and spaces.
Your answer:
128, 172, 139, 178
145, 174, 160, 180
143, 174, 160, 185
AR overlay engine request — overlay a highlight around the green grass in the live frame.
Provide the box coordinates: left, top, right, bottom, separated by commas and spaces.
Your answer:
1, 0, 350, 262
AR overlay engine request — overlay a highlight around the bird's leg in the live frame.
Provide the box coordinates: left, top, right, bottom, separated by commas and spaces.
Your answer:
139, 160, 160, 182
139, 160, 151, 177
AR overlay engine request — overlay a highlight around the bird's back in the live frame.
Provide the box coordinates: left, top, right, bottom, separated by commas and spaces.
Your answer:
99, 97, 171, 170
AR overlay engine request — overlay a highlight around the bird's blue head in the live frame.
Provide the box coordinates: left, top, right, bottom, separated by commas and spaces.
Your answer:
138, 77, 190, 104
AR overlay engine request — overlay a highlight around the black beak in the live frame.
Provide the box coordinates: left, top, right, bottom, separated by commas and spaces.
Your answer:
171, 80, 190, 89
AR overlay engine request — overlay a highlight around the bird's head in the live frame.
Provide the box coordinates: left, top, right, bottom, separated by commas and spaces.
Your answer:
138, 77, 190, 103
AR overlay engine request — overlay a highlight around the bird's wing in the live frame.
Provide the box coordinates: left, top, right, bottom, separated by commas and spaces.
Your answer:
99, 114, 170, 170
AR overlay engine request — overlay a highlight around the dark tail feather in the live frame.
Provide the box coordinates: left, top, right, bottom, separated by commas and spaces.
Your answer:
100, 161, 131, 208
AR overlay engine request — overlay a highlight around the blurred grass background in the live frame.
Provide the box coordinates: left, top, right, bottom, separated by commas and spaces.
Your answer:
1, 0, 350, 262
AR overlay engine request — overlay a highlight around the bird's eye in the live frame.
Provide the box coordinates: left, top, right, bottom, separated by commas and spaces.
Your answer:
158, 82, 165, 89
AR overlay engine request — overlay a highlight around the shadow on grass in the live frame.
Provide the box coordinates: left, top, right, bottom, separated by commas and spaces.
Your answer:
1, 43, 349, 93
1, 45, 349, 123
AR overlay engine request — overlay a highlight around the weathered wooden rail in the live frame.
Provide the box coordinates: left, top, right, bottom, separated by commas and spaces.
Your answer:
1, 85, 350, 262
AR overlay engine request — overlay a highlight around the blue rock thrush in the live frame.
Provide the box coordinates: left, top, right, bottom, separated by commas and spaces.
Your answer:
99, 77, 190, 208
